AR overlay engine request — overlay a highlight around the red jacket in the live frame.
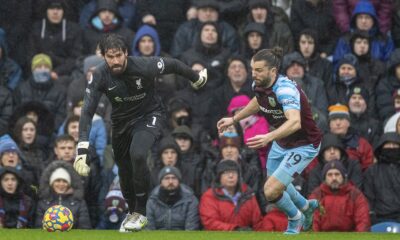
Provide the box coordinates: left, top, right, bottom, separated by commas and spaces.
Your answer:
199, 184, 264, 231
332, 0, 393, 34
309, 182, 371, 232
262, 208, 288, 232
345, 137, 374, 172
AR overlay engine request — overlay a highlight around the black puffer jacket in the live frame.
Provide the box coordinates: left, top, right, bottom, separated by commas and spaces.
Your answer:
350, 112, 382, 147
363, 132, 400, 223
34, 161, 91, 229
0, 86, 12, 136
376, 49, 400, 121
307, 133, 363, 196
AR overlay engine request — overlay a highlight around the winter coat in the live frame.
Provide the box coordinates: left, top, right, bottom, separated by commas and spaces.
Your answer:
170, 19, 240, 58
383, 112, 400, 133
307, 133, 363, 196
0, 29, 22, 90
0, 167, 34, 228
0, 86, 12, 136
82, 0, 134, 55
376, 49, 400, 121
179, 150, 206, 199
13, 78, 66, 129
136, 0, 189, 52
333, 1, 394, 63
80, 0, 137, 30
18, 143, 47, 183
350, 112, 381, 147
305, 54, 333, 87
332, 0, 393, 34
262, 208, 287, 232
146, 184, 200, 230
340, 130, 374, 172
199, 184, 264, 231
290, 0, 339, 55
363, 132, 400, 223
310, 182, 370, 232
393, 3, 400, 48
35, 161, 91, 229
208, 79, 254, 139
28, 18, 82, 76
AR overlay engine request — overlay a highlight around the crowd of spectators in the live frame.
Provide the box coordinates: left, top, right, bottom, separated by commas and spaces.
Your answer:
0, 0, 400, 232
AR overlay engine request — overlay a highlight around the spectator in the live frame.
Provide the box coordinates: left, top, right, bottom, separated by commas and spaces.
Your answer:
170, 0, 240, 58
82, 0, 134, 55
13, 54, 66, 129
347, 86, 381, 146
243, 0, 294, 54
307, 133, 362, 196
0, 28, 22, 91
131, 24, 177, 102
12, 117, 47, 181
290, 0, 339, 56
180, 21, 231, 91
0, 85, 12, 136
327, 54, 375, 116
296, 29, 333, 86
241, 22, 269, 62
376, 49, 400, 122
332, 0, 393, 35
383, 107, 400, 134
136, 0, 190, 52
28, 0, 83, 87
349, 30, 385, 92
282, 51, 328, 117
208, 56, 254, 139
146, 166, 200, 230
328, 104, 374, 171
363, 132, 400, 224
392, 0, 400, 48
309, 160, 370, 232
0, 134, 37, 194
150, 136, 181, 188
171, 126, 206, 198
0, 167, 34, 228
35, 160, 91, 229
199, 160, 264, 231
333, 0, 394, 63
80, 0, 137, 30
8, 101, 55, 153
165, 97, 211, 152
226, 95, 269, 172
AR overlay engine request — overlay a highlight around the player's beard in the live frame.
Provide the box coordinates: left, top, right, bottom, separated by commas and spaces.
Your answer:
259, 75, 272, 88
108, 58, 127, 75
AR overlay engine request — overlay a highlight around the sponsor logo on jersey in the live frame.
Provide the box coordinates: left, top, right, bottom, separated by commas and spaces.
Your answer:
136, 78, 143, 89
157, 58, 165, 74
268, 97, 276, 107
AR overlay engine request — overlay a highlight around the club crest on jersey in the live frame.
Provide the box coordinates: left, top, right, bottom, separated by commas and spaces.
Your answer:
268, 97, 276, 107
136, 78, 143, 89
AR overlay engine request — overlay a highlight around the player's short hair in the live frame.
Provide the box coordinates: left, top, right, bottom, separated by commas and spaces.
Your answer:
55, 134, 75, 147
252, 47, 283, 70
98, 33, 128, 56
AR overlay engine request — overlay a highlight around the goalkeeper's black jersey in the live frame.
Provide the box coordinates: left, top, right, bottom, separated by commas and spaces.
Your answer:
79, 56, 199, 140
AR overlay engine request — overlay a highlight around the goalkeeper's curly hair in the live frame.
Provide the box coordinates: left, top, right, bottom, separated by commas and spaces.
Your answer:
98, 33, 128, 56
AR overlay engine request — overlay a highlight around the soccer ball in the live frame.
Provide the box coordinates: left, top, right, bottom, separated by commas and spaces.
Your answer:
42, 205, 74, 232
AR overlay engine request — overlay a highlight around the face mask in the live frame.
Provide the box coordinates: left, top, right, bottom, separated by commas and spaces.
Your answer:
176, 116, 191, 126
33, 69, 51, 83
379, 148, 400, 164
339, 75, 356, 86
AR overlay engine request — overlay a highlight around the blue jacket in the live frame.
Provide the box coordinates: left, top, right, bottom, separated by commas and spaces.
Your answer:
131, 24, 161, 56
333, 0, 394, 64
0, 28, 22, 90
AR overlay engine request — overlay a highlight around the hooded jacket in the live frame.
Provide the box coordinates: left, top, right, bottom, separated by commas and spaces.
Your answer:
0, 28, 22, 90
307, 133, 362, 196
34, 160, 91, 229
131, 25, 161, 57
363, 133, 400, 223
333, 0, 394, 63
0, 85, 12, 136
376, 49, 400, 121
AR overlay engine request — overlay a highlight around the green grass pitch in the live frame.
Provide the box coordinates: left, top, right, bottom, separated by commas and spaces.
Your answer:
0, 229, 399, 240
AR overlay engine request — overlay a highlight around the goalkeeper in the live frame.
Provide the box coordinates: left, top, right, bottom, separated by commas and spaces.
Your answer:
73, 33, 207, 232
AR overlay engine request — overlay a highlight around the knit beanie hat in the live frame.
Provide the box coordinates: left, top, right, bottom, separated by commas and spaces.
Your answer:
49, 167, 71, 186
0, 134, 20, 156
322, 160, 347, 180
196, 0, 220, 11
347, 85, 369, 103
158, 166, 182, 183
216, 160, 240, 179
227, 95, 251, 115
172, 125, 194, 141
328, 104, 350, 121
248, 0, 270, 10
31, 53, 52, 70
83, 55, 104, 74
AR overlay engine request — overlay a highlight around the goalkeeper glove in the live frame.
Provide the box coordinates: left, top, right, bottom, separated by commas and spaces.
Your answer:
191, 68, 207, 90
73, 141, 90, 176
